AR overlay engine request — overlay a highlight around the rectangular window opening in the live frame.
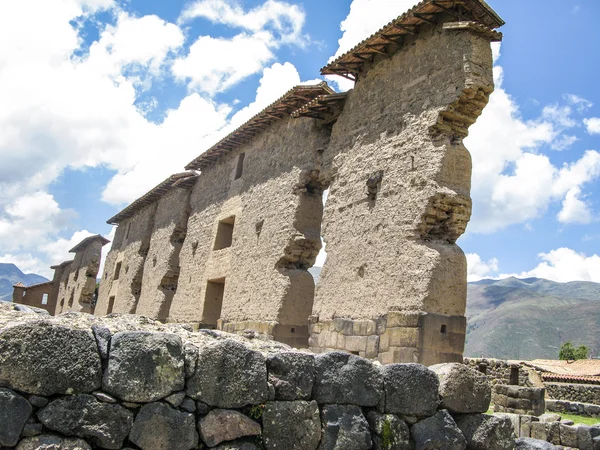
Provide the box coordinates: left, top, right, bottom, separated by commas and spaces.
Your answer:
203, 278, 225, 327
114, 262, 122, 280
107, 296, 116, 314
234, 153, 245, 180
213, 216, 235, 250
41, 293, 48, 305
440, 324, 447, 334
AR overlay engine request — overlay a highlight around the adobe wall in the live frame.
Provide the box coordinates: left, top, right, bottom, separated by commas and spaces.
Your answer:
11, 283, 55, 315
96, 204, 156, 315
55, 261, 73, 313
0, 303, 520, 450
169, 116, 330, 347
135, 187, 193, 322
310, 19, 495, 364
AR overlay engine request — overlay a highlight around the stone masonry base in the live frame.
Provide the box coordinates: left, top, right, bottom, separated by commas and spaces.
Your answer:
308, 311, 466, 365
219, 320, 310, 349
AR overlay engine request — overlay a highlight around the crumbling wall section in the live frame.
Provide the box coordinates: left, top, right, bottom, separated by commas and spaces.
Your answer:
311, 19, 495, 364
55, 261, 73, 314
169, 116, 330, 347
61, 239, 105, 314
95, 205, 155, 315
136, 187, 193, 321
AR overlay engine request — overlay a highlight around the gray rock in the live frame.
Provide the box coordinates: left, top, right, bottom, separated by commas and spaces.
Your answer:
93, 392, 116, 403
164, 391, 186, 407
514, 437, 560, 449
312, 352, 383, 406
382, 363, 439, 417
16, 435, 91, 450
0, 388, 32, 447
180, 397, 196, 413
538, 413, 561, 423
38, 394, 133, 449
196, 401, 211, 415
366, 411, 410, 450
411, 410, 467, 450
129, 402, 198, 450
92, 325, 111, 360
22, 422, 43, 437
267, 352, 315, 400
454, 413, 514, 450
186, 339, 269, 408
183, 343, 198, 378
262, 401, 321, 450
318, 404, 372, 450
28, 396, 49, 408
559, 423, 578, 448
430, 363, 491, 414
12, 304, 50, 315
198, 409, 261, 447
577, 425, 595, 450
214, 442, 259, 450
0, 322, 101, 395
103, 331, 184, 403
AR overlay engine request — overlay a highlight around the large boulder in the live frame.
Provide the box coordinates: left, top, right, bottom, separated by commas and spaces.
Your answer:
186, 339, 269, 408
312, 352, 383, 406
38, 394, 133, 449
382, 363, 439, 417
0, 322, 101, 395
411, 410, 467, 450
16, 435, 91, 450
430, 363, 491, 414
319, 404, 372, 450
198, 409, 261, 447
262, 401, 321, 450
0, 388, 32, 447
213, 442, 259, 450
366, 411, 410, 450
454, 413, 514, 450
514, 437, 560, 449
267, 352, 315, 400
103, 331, 184, 402
129, 402, 198, 450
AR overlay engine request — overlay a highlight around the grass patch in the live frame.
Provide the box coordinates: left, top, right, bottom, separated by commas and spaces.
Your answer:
558, 412, 600, 426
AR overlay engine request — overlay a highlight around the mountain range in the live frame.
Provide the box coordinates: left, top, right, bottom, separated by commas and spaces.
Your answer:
0, 263, 49, 301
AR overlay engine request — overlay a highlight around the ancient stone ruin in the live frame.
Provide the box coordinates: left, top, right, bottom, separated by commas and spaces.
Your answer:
12, 235, 109, 315
91, 0, 504, 366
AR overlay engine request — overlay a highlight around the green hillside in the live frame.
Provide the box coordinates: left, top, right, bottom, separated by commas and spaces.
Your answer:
465, 277, 600, 360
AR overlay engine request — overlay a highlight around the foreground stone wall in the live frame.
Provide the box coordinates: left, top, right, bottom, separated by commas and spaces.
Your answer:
546, 383, 600, 406
546, 399, 600, 418
493, 385, 546, 416
0, 304, 520, 450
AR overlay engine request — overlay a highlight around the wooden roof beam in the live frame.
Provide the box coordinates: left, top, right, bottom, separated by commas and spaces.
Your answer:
365, 44, 388, 55
432, 1, 470, 21
413, 13, 437, 25
393, 23, 417, 34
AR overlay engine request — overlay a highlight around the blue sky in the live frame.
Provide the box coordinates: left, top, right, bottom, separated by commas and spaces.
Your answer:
0, 0, 599, 283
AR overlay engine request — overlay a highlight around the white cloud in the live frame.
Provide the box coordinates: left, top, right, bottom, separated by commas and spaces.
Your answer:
40, 230, 96, 267
503, 248, 600, 283
564, 93, 592, 112
465, 47, 600, 233
584, 117, 600, 134
180, 0, 306, 46
557, 187, 593, 224
466, 253, 499, 282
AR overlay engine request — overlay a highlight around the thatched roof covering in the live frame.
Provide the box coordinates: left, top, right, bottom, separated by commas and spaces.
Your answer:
321, 0, 504, 81
69, 234, 110, 253
107, 172, 198, 225
185, 82, 335, 171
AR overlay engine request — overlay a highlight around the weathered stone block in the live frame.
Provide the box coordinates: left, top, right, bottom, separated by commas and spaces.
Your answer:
312, 352, 383, 406
386, 311, 421, 328
382, 363, 439, 417
267, 351, 315, 400
366, 335, 380, 358
366, 411, 410, 450
386, 327, 419, 348
454, 413, 514, 450
0, 322, 101, 395
38, 394, 133, 450
411, 410, 467, 450
186, 339, 269, 408
0, 388, 32, 447
198, 409, 260, 447
103, 331, 185, 403
319, 404, 372, 450
559, 423, 579, 448
262, 401, 321, 450
345, 335, 368, 352
430, 363, 491, 414
129, 402, 198, 450
16, 435, 92, 450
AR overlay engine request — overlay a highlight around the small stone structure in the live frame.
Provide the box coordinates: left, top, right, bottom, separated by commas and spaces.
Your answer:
11, 235, 109, 315
95, 0, 505, 366
0, 303, 521, 450
493, 384, 546, 416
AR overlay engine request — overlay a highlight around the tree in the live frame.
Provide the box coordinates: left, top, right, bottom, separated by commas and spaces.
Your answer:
574, 345, 590, 360
559, 342, 575, 360
559, 341, 590, 361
